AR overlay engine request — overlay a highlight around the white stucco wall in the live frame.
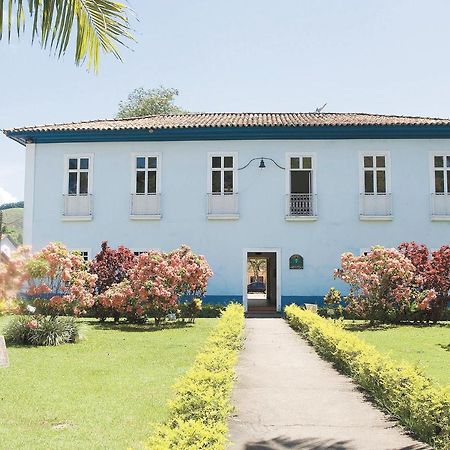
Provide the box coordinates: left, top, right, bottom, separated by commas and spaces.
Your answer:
26, 138, 449, 305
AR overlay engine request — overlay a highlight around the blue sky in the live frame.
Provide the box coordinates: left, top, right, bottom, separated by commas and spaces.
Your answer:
2, 0, 450, 201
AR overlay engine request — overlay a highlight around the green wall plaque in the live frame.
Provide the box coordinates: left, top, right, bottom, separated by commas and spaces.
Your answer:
289, 254, 303, 269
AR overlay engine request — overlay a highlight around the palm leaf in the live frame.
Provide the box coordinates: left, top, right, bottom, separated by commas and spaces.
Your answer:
0, 0, 134, 72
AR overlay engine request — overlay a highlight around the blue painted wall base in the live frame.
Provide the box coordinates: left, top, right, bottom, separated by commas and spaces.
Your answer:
201, 295, 324, 308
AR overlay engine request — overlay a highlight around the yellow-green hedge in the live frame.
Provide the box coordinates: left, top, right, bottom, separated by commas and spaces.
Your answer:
285, 304, 450, 450
146, 303, 245, 449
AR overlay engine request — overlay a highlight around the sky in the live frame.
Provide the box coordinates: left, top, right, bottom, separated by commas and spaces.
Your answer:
2, 0, 450, 201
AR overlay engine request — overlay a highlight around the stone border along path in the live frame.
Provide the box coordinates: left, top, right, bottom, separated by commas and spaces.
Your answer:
228, 318, 429, 450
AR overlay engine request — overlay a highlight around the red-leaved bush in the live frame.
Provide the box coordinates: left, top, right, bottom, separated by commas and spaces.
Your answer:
89, 241, 136, 319
426, 246, 450, 319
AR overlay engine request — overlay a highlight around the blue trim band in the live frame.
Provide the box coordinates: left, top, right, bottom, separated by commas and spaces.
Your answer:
7, 124, 450, 146
201, 295, 324, 307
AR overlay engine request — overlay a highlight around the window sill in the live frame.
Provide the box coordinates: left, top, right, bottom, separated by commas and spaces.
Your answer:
359, 215, 393, 221
62, 215, 93, 222
130, 214, 162, 221
285, 215, 318, 222
207, 214, 239, 220
431, 215, 450, 222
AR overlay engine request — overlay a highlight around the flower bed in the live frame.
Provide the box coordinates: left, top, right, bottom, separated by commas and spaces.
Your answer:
285, 305, 450, 449
146, 303, 245, 449
3, 315, 80, 346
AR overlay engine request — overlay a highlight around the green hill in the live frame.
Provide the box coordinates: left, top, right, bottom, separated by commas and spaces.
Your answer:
1, 207, 23, 244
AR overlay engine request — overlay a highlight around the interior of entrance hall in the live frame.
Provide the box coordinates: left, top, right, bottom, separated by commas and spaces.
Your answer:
246, 252, 277, 312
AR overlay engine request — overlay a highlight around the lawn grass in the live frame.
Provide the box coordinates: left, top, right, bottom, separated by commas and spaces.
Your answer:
0, 316, 218, 450
345, 321, 450, 387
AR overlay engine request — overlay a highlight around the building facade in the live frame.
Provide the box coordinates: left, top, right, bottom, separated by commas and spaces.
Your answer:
5, 113, 450, 312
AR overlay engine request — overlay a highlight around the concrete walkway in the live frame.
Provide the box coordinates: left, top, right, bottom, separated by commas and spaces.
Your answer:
228, 319, 429, 450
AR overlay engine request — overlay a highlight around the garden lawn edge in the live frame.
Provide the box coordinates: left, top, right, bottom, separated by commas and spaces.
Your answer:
285, 305, 450, 450
146, 303, 245, 449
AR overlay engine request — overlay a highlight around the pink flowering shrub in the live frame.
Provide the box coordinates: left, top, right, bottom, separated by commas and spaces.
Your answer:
0, 246, 31, 314
336, 243, 449, 323
97, 245, 213, 323
335, 246, 417, 323
24, 242, 97, 316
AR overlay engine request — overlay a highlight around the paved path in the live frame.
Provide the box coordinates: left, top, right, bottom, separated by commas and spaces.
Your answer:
228, 319, 428, 450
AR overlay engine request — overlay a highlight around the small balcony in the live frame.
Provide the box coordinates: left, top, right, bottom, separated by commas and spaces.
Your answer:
285, 194, 318, 220
359, 193, 392, 220
207, 193, 239, 219
62, 194, 92, 220
130, 193, 161, 219
430, 193, 450, 220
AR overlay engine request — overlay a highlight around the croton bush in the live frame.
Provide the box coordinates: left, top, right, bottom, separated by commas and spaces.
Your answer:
334, 242, 450, 323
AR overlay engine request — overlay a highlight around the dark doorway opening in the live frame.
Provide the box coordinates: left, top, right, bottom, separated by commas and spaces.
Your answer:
246, 252, 277, 312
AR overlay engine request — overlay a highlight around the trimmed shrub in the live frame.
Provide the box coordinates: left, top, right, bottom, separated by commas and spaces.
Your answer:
179, 298, 203, 323
3, 315, 81, 346
285, 305, 450, 449
146, 303, 245, 449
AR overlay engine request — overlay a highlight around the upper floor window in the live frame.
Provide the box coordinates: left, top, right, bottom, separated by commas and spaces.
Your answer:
433, 155, 450, 194
63, 155, 93, 219
362, 154, 387, 194
289, 156, 313, 194
285, 154, 317, 219
206, 153, 238, 218
130, 154, 161, 218
67, 156, 91, 195
210, 155, 236, 194
135, 156, 159, 194
359, 152, 392, 219
430, 154, 450, 220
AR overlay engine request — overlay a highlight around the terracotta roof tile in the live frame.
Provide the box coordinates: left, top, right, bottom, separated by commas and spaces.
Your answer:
5, 112, 450, 134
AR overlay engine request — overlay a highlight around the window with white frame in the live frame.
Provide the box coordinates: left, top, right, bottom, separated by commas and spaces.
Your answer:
433, 155, 450, 194
135, 156, 159, 194
67, 156, 91, 195
285, 154, 316, 217
289, 156, 313, 195
359, 153, 391, 218
210, 155, 235, 194
362, 154, 388, 194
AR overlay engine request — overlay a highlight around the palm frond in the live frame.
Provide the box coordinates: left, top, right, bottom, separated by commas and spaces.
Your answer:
0, 0, 134, 72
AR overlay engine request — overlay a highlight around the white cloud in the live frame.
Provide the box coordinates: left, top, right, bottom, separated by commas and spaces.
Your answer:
0, 187, 17, 205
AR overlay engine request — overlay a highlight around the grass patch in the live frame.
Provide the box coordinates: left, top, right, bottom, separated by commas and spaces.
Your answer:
0, 316, 217, 450
345, 321, 450, 387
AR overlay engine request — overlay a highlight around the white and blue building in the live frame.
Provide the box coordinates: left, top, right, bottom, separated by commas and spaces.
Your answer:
4, 112, 450, 312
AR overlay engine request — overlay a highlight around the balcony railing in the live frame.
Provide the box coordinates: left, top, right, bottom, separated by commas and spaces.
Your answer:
207, 193, 239, 218
286, 194, 317, 218
430, 193, 450, 219
63, 194, 92, 218
359, 193, 392, 218
130, 193, 161, 217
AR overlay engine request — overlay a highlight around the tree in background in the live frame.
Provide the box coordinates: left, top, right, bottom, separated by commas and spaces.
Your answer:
0, 1, 133, 71
116, 86, 186, 118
